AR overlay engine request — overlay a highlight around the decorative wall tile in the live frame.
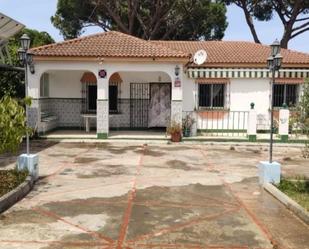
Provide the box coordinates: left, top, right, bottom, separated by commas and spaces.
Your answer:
40, 98, 83, 127
97, 100, 109, 133
109, 99, 130, 128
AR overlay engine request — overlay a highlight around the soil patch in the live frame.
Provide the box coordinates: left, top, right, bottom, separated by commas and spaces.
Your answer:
0, 169, 28, 197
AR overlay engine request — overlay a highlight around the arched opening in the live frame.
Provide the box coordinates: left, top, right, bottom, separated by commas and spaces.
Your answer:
109, 71, 172, 130
81, 72, 97, 114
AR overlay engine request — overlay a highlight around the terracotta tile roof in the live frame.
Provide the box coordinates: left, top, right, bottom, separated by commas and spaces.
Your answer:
31, 31, 309, 67
151, 40, 309, 67
31, 31, 188, 59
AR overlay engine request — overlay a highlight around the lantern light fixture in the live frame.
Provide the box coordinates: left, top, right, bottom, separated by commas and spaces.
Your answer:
20, 34, 31, 50
270, 39, 281, 57
175, 65, 180, 76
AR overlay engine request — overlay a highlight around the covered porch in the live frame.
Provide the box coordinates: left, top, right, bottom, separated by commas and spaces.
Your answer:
27, 61, 183, 139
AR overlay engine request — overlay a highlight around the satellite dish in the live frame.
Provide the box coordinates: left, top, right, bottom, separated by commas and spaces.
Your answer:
193, 49, 207, 65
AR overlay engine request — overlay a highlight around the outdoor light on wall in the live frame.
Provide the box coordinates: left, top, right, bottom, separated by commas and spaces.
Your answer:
267, 39, 283, 163
175, 65, 180, 76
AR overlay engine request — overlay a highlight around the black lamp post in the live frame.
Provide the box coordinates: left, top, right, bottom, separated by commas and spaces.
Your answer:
267, 39, 283, 163
18, 34, 34, 155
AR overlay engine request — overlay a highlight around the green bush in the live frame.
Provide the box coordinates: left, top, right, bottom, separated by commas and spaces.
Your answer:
0, 96, 32, 154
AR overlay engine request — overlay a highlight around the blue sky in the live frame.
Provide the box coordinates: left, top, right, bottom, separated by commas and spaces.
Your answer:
1, 0, 309, 53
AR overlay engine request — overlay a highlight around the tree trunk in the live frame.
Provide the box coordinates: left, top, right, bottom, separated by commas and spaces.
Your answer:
246, 16, 261, 44
280, 34, 289, 49
239, 1, 261, 44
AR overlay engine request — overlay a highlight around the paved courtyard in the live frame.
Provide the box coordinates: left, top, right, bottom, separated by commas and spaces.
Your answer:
0, 141, 308, 249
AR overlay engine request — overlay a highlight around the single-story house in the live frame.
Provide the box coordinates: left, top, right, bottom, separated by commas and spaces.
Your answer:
27, 31, 309, 138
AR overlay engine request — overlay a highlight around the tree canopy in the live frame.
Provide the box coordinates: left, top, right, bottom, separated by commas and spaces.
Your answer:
51, 0, 227, 40
0, 28, 54, 98
223, 0, 309, 48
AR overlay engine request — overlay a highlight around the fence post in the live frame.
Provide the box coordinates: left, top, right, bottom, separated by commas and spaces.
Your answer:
279, 104, 289, 142
248, 103, 257, 142
191, 111, 198, 136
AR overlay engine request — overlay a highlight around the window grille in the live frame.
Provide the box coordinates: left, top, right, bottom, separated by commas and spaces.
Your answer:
109, 81, 121, 113
199, 84, 225, 108
273, 84, 299, 107
81, 82, 97, 114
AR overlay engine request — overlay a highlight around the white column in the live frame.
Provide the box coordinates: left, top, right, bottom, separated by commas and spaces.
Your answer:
96, 75, 109, 139
27, 69, 40, 129
279, 108, 289, 142
248, 103, 257, 142
171, 66, 183, 125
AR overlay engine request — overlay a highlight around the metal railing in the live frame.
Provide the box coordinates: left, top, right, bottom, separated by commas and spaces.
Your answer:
183, 110, 249, 137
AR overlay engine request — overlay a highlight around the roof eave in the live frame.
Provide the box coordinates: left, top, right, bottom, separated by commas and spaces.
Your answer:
187, 62, 309, 69
33, 55, 189, 63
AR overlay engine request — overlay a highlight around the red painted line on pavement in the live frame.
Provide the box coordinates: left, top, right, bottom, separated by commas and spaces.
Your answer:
126, 242, 250, 249
32, 207, 114, 244
0, 239, 109, 247
125, 242, 204, 249
198, 146, 286, 249
31, 179, 135, 201
128, 206, 240, 244
186, 190, 240, 208
41, 147, 93, 181
43, 162, 74, 180
116, 145, 146, 249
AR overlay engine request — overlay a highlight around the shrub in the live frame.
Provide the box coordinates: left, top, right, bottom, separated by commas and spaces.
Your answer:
0, 96, 32, 154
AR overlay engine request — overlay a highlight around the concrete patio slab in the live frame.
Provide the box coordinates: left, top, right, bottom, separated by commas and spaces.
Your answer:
0, 141, 308, 249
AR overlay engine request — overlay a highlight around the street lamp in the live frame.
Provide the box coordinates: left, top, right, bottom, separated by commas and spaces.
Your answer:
267, 39, 283, 163
18, 34, 35, 155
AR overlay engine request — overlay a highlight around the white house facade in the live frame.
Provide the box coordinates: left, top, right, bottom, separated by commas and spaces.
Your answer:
27, 31, 309, 139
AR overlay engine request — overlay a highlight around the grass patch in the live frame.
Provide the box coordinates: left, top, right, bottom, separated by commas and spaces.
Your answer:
277, 177, 309, 211
0, 169, 28, 197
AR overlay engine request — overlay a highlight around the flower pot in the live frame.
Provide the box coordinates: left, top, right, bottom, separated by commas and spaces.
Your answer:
171, 132, 182, 142
183, 128, 191, 137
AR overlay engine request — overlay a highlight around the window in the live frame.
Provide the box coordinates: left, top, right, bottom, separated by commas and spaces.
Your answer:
273, 84, 298, 107
109, 84, 118, 113
87, 85, 97, 112
40, 73, 49, 97
199, 84, 225, 108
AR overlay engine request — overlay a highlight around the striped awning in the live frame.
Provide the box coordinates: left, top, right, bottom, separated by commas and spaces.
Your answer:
187, 68, 309, 79
195, 78, 230, 84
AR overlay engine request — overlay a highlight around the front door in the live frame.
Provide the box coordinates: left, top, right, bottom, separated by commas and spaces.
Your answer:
148, 83, 171, 128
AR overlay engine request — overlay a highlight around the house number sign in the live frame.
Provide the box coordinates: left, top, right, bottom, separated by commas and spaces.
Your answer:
98, 69, 107, 78
174, 77, 181, 87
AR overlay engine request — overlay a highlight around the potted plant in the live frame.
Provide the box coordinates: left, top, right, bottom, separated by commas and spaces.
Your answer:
182, 114, 195, 137
166, 120, 182, 142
